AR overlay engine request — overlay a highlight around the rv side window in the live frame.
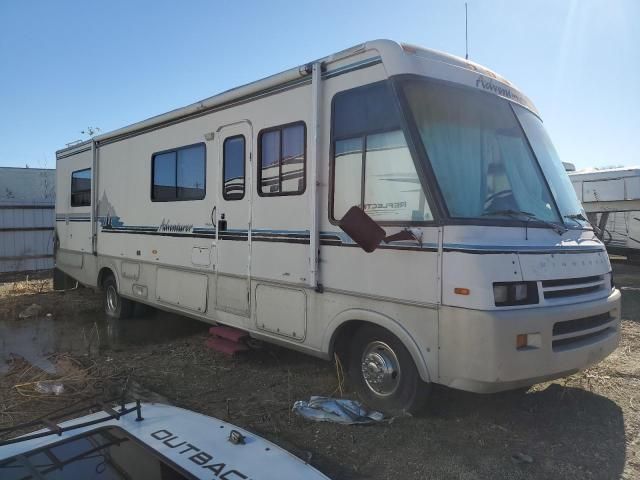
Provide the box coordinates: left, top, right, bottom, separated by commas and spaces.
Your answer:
331, 82, 432, 223
71, 168, 91, 207
151, 143, 206, 201
223, 135, 246, 200
258, 122, 306, 196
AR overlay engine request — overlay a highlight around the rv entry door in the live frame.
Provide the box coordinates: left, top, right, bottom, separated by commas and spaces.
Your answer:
214, 122, 253, 318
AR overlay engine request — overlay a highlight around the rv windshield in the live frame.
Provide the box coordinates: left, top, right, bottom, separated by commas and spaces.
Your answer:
401, 78, 585, 227
512, 105, 589, 228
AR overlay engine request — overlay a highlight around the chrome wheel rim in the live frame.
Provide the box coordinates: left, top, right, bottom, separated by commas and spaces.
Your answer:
361, 341, 401, 397
105, 285, 118, 314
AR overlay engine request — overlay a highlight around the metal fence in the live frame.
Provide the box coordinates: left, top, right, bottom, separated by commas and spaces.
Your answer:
0, 202, 55, 274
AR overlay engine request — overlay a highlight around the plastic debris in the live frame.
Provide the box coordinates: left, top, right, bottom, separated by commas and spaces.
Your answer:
292, 396, 384, 425
34, 381, 65, 395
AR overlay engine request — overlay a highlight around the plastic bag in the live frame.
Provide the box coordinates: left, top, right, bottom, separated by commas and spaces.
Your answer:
292, 396, 383, 425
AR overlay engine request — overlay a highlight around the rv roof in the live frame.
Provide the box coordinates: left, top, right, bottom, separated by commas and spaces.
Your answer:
56, 39, 528, 156
569, 166, 640, 180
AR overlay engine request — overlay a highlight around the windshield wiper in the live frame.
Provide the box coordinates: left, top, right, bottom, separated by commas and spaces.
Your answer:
482, 209, 567, 236
565, 212, 589, 222
564, 212, 590, 229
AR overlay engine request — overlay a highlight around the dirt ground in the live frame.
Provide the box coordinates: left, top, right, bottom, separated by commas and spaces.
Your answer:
0, 264, 639, 479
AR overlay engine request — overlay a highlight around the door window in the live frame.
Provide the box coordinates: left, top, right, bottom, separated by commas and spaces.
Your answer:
223, 135, 246, 200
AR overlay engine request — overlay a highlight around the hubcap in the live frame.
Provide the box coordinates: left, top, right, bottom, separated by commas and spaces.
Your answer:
361, 341, 401, 397
105, 285, 118, 313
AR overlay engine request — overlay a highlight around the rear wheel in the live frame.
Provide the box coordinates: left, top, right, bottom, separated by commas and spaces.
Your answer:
103, 275, 134, 319
348, 325, 430, 414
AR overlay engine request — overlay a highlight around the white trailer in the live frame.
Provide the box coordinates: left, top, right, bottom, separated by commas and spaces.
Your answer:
570, 167, 640, 260
55, 40, 621, 412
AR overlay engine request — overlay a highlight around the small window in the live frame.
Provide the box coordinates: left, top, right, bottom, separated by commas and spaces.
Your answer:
258, 122, 306, 196
152, 143, 205, 201
71, 168, 91, 207
331, 82, 432, 223
223, 135, 245, 200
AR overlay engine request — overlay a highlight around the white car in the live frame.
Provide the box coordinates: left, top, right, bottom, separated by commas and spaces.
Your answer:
0, 401, 330, 479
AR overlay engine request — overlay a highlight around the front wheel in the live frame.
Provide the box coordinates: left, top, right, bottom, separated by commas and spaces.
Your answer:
348, 325, 430, 415
103, 275, 134, 319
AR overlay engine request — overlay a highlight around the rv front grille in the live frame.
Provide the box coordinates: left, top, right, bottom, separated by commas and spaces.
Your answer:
552, 328, 615, 351
551, 312, 616, 352
542, 275, 606, 300
552, 313, 612, 336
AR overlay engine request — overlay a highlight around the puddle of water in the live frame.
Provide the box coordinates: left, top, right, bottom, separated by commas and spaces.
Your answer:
0, 318, 57, 374
1, 308, 208, 375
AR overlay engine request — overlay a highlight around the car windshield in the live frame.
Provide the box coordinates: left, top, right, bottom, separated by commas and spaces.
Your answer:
0, 427, 193, 480
401, 78, 585, 227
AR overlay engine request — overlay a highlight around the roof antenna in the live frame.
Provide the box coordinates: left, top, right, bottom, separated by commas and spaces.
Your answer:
465, 2, 469, 60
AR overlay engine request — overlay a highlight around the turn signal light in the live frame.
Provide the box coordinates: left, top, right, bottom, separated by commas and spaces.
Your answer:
516, 333, 541, 350
454, 287, 470, 296
516, 334, 528, 349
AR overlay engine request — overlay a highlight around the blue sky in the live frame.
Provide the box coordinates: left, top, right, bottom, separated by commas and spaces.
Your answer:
0, 0, 638, 170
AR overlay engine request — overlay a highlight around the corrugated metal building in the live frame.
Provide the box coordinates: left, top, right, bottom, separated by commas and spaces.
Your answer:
0, 167, 55, 274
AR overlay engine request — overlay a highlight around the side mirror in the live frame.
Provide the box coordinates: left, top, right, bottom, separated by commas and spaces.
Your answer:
338, 206, 423, 252
338, 206, 386, 253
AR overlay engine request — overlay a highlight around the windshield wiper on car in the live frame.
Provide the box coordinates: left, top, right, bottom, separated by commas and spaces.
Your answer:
564, 212, 591, 229
482, 209, 567, 235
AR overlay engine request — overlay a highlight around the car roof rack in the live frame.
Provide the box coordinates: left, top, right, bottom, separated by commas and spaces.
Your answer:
0, 399, 144, 447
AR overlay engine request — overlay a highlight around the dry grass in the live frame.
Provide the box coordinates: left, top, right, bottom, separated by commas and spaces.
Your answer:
8, 278, 51, 296
0, 354, 129, 432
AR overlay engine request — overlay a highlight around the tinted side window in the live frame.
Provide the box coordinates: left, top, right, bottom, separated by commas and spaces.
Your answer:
223, 136, 246, 200
152, 152, 177, 201
331, 82, 432, 223
71, 168, 91, 207
152, 143, 205, 201
258, 122, 306, 196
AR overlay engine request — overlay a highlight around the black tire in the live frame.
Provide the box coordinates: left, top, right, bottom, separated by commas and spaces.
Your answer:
348, 325, 430, 415
103, 275, 134, 319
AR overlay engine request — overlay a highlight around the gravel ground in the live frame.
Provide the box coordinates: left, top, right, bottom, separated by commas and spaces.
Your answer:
0, 264, 638, 479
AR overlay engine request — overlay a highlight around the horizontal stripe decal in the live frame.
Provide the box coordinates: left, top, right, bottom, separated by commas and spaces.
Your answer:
443, 246, 605, 255
443, 242, 604, 252
96, 224, 438, 251
58, 218, 602, 255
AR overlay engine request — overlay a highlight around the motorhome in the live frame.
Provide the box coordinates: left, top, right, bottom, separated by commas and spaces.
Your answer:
55, 40, 621, 412
569, 167, 640, 261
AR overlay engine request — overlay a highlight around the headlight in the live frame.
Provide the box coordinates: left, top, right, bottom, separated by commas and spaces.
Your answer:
493, 282, 539, 306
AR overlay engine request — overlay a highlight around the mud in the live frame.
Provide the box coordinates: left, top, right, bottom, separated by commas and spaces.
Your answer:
0, 266, 639, 479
